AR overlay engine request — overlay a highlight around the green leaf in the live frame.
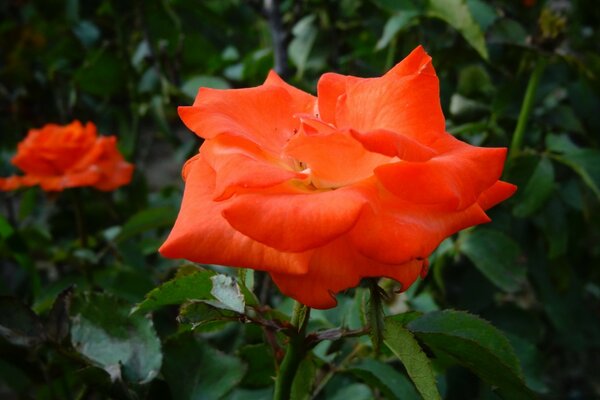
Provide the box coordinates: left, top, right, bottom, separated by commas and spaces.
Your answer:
348, 359, 420, 400
0, 214, 14, 239
291, 355, 317, 400
536, 198, 568, 259
407, 310, 534, 399
459, 229, 526, 293
328, 383, 372, 400
376, 11, 419, 50
210, 274, 245, 313
132, 269, 216, 314
545, 133, 579, 153
384, 318, 441, 400
163, 333, 246, 400
0, 359, 32, 394
513, 157, 555, 217
70, 292, 162, 383
553, 149, 600, 198
449, 93, 488, 116
0, 297, 45, 347
239, 344, 276, 388
425, 0, 488, 60
225, 388, 273, 400
75, 51, 125, 96
181, 75, 230, 99
507, 334, 549, 394
457, 64, 494, 97
116, 207, 177, 243
289, 14, 318, 78
72, 20, 100, 48
488, 19, 527, 45
178, 301, 236, 331
467, 0, 497, 30
372, 0, 419, 13
46, 286, 74, 344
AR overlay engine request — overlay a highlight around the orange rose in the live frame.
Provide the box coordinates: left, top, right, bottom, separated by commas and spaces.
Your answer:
160, 46, 516, 309
0, 121, 133, 192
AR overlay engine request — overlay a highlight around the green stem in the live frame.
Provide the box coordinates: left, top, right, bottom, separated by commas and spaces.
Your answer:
273, 302, 310, 400
367, 279, 385, 355
312, 343, 365, 398
72, 189, 88, 248
509, 58, 547, 160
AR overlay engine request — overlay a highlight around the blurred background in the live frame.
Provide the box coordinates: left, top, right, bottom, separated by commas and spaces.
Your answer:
0, 0, 599, 399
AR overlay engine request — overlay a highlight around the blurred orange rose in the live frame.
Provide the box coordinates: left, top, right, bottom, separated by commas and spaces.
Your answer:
160, 46, 516, 309
0, 121, 133, 192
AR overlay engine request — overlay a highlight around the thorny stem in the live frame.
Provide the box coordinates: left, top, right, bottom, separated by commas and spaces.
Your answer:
367, 279, 385, 355
509, 57, 547, 160
273, 301, 311, 400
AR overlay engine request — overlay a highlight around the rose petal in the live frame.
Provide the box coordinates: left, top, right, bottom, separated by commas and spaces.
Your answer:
160, 155, 310, 275
317, 46, 444, 145
13, 121, 97, 174
0, 176, 25, 191
179, 83, 316, 154
349, 128, 437, 161
385, 45, 435, 77
271, 237, 426, 309
317, 73, 361, 125
221, 184, 368, 252
284, 118, 392, 188
264, 70, 317, 115
85, 137, 133, 191
477, 181, 517, 210
349, 185, 491, 264
40, 171, 101, 192
202, 134, 306, 200
375, 135, 507, 210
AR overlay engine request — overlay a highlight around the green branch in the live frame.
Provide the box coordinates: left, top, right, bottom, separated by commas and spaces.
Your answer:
509, 58, 547, 160
273, 302, 310, 400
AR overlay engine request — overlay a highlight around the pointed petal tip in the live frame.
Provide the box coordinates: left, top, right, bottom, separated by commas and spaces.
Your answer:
387, 45, 435, 78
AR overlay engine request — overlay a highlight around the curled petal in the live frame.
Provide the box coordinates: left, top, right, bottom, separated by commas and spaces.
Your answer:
349, 128, 437, 161
317, 46, 444, 144
271, 237, 426, 309
264, 71, 317, 115
477, 181, 517, 210
317, 73, 361, 125
160, 155, 310, 275
385, 45, 436, 78
222, 185, 367, 253
179, 83, 316, 154
349, 185, 491, 264
375, 135, 507, 210
284, 118, 392, 188
86, 137, 134, 191
202, 135, 306, 200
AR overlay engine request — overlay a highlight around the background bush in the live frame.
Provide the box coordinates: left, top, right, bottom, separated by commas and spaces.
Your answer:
1, 0, 599, 399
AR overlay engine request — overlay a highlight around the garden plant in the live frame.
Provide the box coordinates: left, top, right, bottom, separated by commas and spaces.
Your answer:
0, 1, 599, 399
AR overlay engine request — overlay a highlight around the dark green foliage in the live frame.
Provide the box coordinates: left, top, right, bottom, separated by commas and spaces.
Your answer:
1, 0, 600, 399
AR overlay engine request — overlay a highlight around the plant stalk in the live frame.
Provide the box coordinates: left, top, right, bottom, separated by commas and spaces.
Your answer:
273, 301, 310, 400
509, 58, 547, 160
